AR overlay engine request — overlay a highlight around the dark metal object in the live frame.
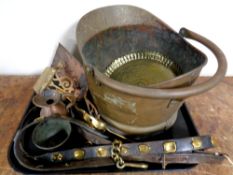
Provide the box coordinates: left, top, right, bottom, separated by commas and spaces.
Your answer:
76, 5, 227, 135
32, 118, 71, 151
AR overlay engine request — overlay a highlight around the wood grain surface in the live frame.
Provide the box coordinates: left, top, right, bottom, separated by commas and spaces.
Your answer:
0, 76, 232, 175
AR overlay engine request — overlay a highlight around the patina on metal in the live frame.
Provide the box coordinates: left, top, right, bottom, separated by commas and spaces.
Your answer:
33, 67, 57, 94
111, 140, 149, 169
96, 147, 108, 157
32, 118, 72, 151
192, 137, 203, 149
138, 144, 151, 154
163, 141, 177, 153
73, 149, 85, 160
52, 152, 64, 162
76, 5, 227, 135
105, 51, 181, 87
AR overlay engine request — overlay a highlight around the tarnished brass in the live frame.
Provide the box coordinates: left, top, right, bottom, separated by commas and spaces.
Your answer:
33, 66, 76, 100
74, 149, 85, 160
138, 144, 151, 154
83, 111, 106, 131
192, 137, 203, 149
105, 52, 181, 87
120, 146, 128, 154
119, 162, 148, 169
163, 141, 177, 153
211, 136, 217, 146
96, 147, 108, 157
76, 5, 227, 135
52, 152, 64, 161
52, 75, 74, 94
33, 67, 56, 94
74, 105, 126, 140
111, 140, 148, 169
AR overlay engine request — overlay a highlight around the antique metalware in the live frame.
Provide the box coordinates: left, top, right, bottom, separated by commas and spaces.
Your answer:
76, 5, 227, 135
52, 152, 64, 162
192, 137, 203, 149
14, 116, 224, 171
33, 67, 75, 96
33, 67, 57, 94
211, 136, 217, 146
32, 89, 67, 117
138, 144, 151, 154
32, 118, 71, 150
104, 51, 181, 87
73, 149, 85, 160
120, 146, 128, 154
10, 44, 229, 173
96, 147, 108, 157
73, 105, 126, 140
163, 141, 177, 153
111, 140, 149, 169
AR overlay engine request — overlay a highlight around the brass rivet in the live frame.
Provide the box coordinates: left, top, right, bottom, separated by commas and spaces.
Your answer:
163, 141, 176, 153
52, 152, 63, 161
74, 149, 85, 160
211, 136, 217, 146
96, 147, 108, 157
120, 146, 128, 154
138, 144, 151, 153
192, 138, 202, 149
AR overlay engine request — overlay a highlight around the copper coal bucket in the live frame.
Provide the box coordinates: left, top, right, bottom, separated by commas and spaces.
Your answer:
76, 5, 227, 135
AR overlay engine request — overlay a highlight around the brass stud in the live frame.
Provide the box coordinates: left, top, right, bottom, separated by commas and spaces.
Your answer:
163, 141, 176, 153
192, 137, 203, 149
120, 146, 128, 154
211, 136, 217, 146
65, 163, 70, 167
96, 147, 108, 157
74, 149, 85, 160
138, 144, 151, 154
52, 152, 63, 161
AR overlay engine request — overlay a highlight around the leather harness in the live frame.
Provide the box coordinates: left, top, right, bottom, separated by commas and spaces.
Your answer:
13, 116, 225, 172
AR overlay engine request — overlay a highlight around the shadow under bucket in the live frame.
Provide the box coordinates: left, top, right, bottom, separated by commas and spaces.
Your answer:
76, 5, 227, 135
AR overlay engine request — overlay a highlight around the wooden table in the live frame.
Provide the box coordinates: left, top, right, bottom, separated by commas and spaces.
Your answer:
0, 76, 232, 175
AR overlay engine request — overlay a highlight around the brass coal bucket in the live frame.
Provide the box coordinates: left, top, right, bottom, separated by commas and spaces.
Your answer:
76, 5, 227, 135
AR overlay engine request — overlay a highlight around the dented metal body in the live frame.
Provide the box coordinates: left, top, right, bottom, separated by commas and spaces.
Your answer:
76, 5, 227, 135
87, 76, 179, 134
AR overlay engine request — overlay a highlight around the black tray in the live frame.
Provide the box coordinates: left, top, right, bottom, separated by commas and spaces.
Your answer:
8, 100, 199, 174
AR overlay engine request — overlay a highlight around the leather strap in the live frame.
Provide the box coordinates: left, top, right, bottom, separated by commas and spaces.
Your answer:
18, 116, 112, 145
126, 152, 225, 169
34, 136, 214, 163
13, 116, 225, 172
14, 141, 225, 172
128, 152, 225, 164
